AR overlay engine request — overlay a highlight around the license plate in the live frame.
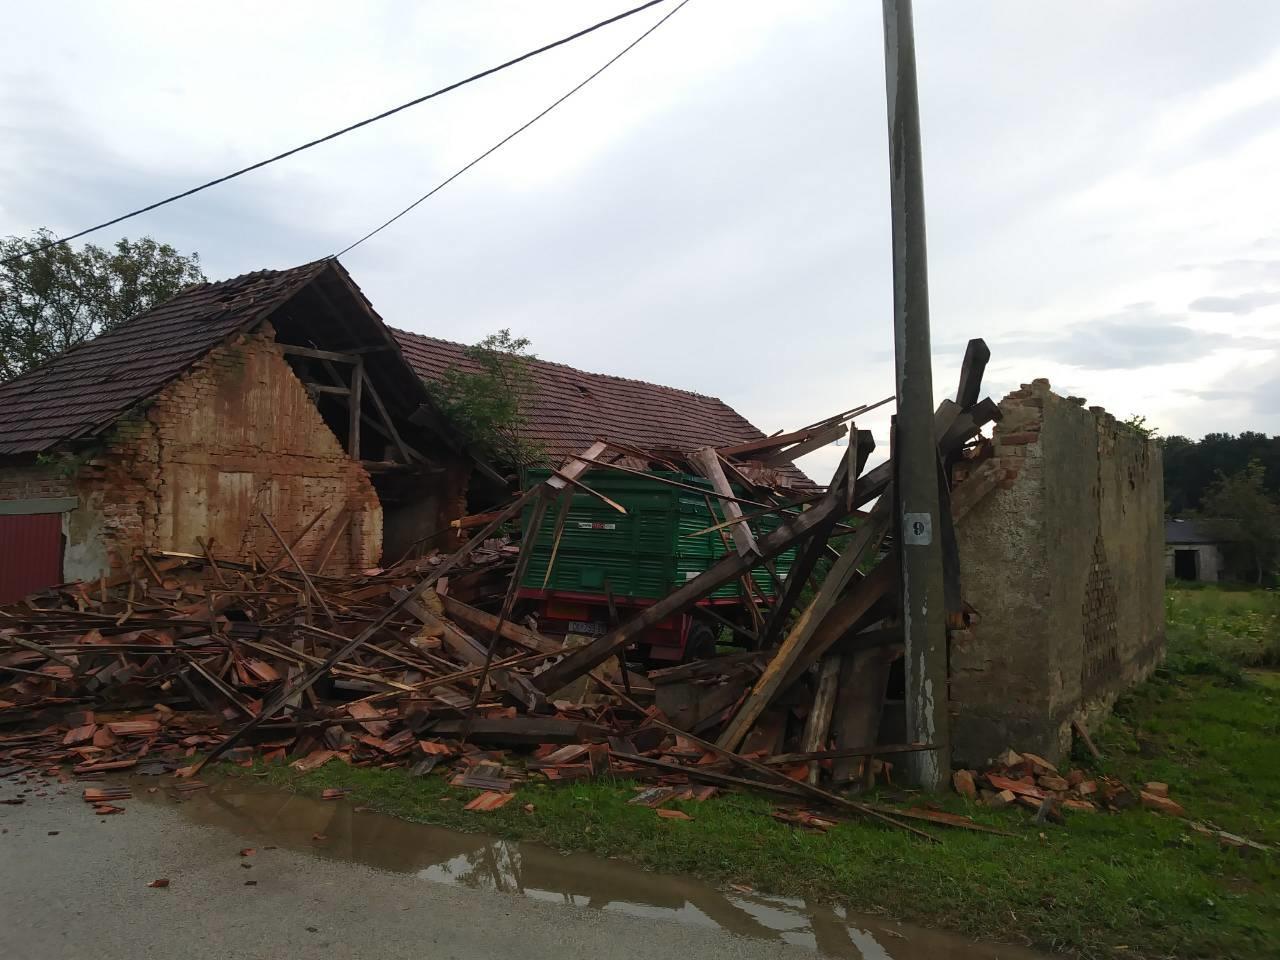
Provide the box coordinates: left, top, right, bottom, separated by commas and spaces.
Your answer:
567, 620, 607, 636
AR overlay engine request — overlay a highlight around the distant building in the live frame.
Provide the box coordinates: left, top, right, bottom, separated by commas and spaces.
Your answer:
1164, 519, 1244, 582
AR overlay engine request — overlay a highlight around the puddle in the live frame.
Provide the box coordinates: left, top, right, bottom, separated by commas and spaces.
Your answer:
133, 776, 1046, 960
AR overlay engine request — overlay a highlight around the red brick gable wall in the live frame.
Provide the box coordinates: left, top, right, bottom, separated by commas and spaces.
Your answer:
0, 325, 381, 584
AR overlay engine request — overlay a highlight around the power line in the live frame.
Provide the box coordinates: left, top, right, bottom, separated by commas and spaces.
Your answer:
1, 0, 672, 267
335, 0, 693, 258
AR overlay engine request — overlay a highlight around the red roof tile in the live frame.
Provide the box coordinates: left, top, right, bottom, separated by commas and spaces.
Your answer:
0, 261, 328, 456
390, 329, 812, 485
0, 256, 811, 488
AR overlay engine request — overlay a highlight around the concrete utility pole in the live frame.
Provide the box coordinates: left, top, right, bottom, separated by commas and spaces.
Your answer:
880, 0, 950, 788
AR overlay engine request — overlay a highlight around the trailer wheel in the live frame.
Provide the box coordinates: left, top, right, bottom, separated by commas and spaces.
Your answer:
685, 621, 717, 662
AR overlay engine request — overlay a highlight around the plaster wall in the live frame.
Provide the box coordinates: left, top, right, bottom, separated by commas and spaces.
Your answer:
952, 379, 1165, 765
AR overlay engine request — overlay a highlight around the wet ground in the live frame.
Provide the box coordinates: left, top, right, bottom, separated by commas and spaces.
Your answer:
0, 771, 1047, 960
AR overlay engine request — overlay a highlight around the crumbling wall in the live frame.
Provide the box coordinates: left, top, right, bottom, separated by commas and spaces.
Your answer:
0, 326, 381, 583
952, 379, 1164, 766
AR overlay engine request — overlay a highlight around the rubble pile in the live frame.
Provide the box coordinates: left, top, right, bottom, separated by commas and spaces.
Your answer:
954, 748, 1189, 822
1, 340, 1016, 839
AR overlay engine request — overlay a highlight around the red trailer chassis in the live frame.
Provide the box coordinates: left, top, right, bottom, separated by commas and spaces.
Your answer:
517, 588, 755, 662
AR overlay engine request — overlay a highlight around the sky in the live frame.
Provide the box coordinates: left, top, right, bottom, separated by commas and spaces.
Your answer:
2, 1, 1279, 482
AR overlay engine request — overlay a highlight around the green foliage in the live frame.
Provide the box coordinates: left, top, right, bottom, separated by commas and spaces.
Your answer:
1161, 431, 1280, 515
1123, 413, 1160, 439
0, 229, 205, 381
1200, 460, 1280, 584
1165, 583, 1280, 672
427, 329, 544, 467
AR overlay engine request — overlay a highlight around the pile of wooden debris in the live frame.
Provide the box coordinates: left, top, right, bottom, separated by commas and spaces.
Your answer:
2, 340, 1013, 840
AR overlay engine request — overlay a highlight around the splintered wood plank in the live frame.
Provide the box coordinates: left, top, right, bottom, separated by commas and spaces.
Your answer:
427, 718, 608, 745
440, 596, 561, 654
761, 742, 933, 766
955, 338, 992, 409
689, 447, 760, 557
779, 556, 897, 690
950, 458, 1003, 522
610, 752, 809, 800
195, 484, 541, 773
392, 588, 547, 712
764, 423, 848, 466
717, 495, 893, 753
830, 646, 897, 783
800, 654, 841, 785
546, 441, 608, 492
105, 720, 160, 737
937, 398, 1002, 454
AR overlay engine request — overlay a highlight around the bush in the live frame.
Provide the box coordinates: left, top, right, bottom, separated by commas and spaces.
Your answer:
1163, 586, 1280, 678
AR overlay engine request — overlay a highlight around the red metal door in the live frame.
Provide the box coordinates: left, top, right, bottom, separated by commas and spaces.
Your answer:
0, 513, 63, 603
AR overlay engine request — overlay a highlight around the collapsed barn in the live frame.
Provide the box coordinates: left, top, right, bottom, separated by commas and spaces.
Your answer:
0, 261, 1164, 820
0, 259, 806, 599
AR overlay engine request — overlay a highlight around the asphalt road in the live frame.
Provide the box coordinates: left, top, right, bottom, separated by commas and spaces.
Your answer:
0, 780, 824, 960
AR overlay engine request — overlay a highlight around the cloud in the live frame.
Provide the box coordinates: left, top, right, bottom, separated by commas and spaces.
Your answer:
1252, 377, 1280, 414
1189, 290, 1280, 315
1001, 305, 1235, 371
1192, 258, 1280, 286
1183, 388, 1252, 402
6, 0, 1280, 448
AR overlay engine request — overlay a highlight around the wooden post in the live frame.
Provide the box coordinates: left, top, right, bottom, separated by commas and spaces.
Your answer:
348, 357, 363, 458
360, 368, 416, 464
716, 496, 893, 752
801, 654, 842, 784
830, 647, 896, 783
955, 338, 992, 409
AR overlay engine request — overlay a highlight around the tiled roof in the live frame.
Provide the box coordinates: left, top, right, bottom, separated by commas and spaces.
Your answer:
391, 328, 812, 485
0, 257, 810, 488
0, 261, 328, 456
1165, 519, 1242, 545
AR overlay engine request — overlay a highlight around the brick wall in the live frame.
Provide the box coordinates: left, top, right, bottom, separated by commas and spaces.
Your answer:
951, 378, 1165, 765
0, 462, 75, 501
0, 324, 381, 581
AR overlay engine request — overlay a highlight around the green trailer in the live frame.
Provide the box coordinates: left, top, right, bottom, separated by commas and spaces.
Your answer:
517, 468, 797, 662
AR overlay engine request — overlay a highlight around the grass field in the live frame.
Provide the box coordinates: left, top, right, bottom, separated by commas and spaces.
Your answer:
231, 585, 1280, 960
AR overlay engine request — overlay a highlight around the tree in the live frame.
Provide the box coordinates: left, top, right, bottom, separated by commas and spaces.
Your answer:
1160, 431, 1280, 515
1123, 414, 1159, 439
0, 229, 205, 381
426, 329, 544, 468
1200, 459, 1280, 584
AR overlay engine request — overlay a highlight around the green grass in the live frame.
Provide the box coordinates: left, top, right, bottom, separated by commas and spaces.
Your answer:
225, 587, 1280, 960
1164, 582, 1280, 673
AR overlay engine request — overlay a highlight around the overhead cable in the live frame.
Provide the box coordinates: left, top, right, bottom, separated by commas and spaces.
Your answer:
335, 0, 693, 257
1, 0, 672, 265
